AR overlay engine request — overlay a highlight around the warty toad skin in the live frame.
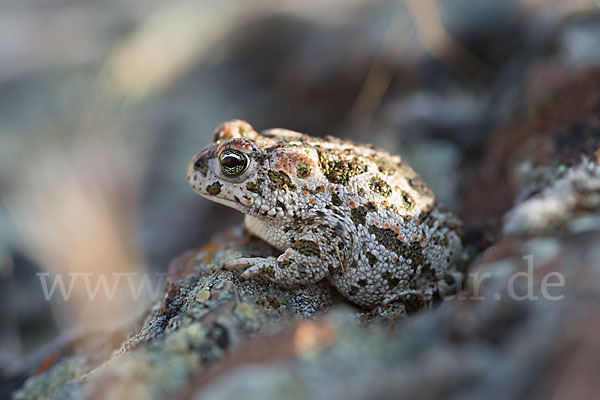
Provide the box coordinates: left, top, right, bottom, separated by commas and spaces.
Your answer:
187, 120, 464, 308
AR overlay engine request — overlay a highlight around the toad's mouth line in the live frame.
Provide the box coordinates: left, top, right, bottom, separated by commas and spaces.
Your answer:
202, 193, 250, 213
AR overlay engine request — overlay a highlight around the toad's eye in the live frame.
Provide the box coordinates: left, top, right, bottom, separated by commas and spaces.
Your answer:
219, 149, 249, 177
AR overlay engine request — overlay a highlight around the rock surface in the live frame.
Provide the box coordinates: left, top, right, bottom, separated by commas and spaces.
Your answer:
12, 69, 600, 400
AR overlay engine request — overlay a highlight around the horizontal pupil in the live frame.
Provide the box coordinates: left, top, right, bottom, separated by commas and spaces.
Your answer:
220, 150, 248, 176
221, 155, 244, 167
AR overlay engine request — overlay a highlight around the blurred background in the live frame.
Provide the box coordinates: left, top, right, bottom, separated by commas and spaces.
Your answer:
1, 0, 600, 380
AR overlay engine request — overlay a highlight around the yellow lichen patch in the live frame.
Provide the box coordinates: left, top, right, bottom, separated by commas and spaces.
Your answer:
199, 243, 223, 264
196, 289, 211, 303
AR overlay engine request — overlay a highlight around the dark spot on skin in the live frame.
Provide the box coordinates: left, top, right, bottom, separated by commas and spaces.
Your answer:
388, 277, 400, 286
246, 180, 263, 195
372, 156, 400, 177
268, 170, 297, 191
350, 203, 377, 226
193, 157, 209, 177
349, 286, 360, 296
366, 252, 378, 266
278, 260, 291, 269
368, 225, 426, 266
351, 207, 368, 226
265, 144, 285, 153
382, 271, 400, 286
276, 200, 287, 211
402, 192, 415, 211
369, 176, 392, 197
318, 151, 367, 185
292, 239, 320, 257
331, 192, 343, 206
206, 182, 222, 196
357, 279, 367, 287
296, 162, 312, 179
234, 196, 241, 203
316, 210, 325, 217
327, 261, 337, 273
383, 202, 401, 217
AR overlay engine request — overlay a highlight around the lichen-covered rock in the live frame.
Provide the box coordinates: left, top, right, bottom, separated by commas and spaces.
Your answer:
12, 66, 600, 400
189, 229, 600, 400
12, 228, 351, 400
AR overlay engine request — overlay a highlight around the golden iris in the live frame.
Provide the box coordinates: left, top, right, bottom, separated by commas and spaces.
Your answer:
219, 149, 249, 177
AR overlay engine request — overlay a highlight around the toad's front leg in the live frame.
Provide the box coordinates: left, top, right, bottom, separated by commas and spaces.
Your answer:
223, 239, 336, 287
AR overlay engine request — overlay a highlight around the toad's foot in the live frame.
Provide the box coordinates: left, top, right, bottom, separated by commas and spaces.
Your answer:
223, 257, 277, 280
223, 253, 329, 287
